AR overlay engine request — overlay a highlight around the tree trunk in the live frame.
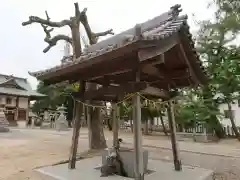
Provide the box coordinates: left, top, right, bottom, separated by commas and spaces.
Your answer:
202, 86, 224, 138
160, 111, 168, 136
227, 102, 240, 141
211, 116, 225, 138
87, 83, 107, 149
89, 106, 107, 149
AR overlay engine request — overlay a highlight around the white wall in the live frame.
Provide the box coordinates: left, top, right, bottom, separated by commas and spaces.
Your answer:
0, 95, 5, 104
219, 100, 240, 126
0, 95, 29, 109
0, 95, 17, 107
18, 97, 29, 109
154, 116, 168, 126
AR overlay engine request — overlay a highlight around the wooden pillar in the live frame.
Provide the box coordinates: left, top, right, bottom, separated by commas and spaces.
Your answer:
86, 101, 92, 149
133, 69, 144, 180
132, 90, 144, 180
132, 24, 144, 180
68, 81, 85, 169
112, 103, 119, 147
68, 15, 84, 169
26, 99, 30, 126
117, 105, 120, 136
14, 97, 19, 121
167, 101, 182, 171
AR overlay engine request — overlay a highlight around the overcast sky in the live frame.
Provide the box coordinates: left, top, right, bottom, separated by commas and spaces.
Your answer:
0, 0, 214, 90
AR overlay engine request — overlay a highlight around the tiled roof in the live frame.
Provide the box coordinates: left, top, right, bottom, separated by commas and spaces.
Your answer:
0, 74, 45, 97
28, 4, 205, 79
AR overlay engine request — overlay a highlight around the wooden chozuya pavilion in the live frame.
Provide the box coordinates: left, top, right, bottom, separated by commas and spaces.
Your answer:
29, 4, 207, 180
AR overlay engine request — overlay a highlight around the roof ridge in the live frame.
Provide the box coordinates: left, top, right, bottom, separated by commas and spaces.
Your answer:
0, 78, 14, 85
0, 74, 27, 81
0, 78, 28, 91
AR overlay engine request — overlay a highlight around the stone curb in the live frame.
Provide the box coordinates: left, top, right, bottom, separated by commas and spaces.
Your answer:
124, 142, 240, 159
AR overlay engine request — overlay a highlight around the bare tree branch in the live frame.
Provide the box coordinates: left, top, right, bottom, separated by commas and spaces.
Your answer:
45, 11, 50, 21
22, 10, 72, 27
43, 35, 73, 53
40, 19, 72, 53
74, 2, 81, 22
22, 3, 113, 54
79, 8, 114, 44
41, 23, 53, 40
94, 29, 114, 38
22, 10, 73, 53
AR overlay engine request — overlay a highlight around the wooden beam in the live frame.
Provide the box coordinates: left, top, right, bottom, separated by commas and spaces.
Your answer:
79, 59, 134, 81
142, 64, 164, 78
88, 69, 132, 81
142, 61, 188, 88
89, 71, 136, 85
138, 34, 179, 62
151, 54, 165, 66
90, 67, 188, 86
89, 95, 118, 102
141, 64, 175, 87
178, 43, 200, 85
73, 82, 148, 100
141, 86, 170, 99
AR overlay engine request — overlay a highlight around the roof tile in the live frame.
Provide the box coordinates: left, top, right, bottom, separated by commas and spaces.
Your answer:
0, 74, 45, 97
29, 5, 195, 79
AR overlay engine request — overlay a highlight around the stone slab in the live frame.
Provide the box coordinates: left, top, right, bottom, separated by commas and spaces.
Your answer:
36, 156, 212, 180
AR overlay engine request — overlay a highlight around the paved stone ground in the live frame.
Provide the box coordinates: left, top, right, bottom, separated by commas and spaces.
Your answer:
37, 156, 212, 180
1, 127, 240, 180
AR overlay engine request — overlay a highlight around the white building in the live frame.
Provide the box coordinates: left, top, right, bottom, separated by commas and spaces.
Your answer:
219, 100, 240, 127
0, 74, 45, 125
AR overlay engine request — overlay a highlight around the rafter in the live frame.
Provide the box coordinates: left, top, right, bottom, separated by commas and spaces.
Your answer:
73, 82, 148, 100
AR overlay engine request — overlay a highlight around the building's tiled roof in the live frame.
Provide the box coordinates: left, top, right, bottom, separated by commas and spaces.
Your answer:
29, 4, 203, 79
0, 74, 45, 97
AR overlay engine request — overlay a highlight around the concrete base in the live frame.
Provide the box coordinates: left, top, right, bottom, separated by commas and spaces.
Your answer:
102, 149, 148, 178
36, 156, 213, 180
0, 127, 10, 132
55, 122, 69, 131
177, 132, 218, 143
8, 120, 18, 127
41, 122, 52, 129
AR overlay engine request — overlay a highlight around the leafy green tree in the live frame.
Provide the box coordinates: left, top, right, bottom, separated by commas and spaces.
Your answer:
195, 0, 240, 139
32, 81, 78, 125
175, 97, 222, 131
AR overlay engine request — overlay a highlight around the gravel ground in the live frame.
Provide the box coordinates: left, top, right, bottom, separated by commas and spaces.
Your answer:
1, 128, 240, 180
